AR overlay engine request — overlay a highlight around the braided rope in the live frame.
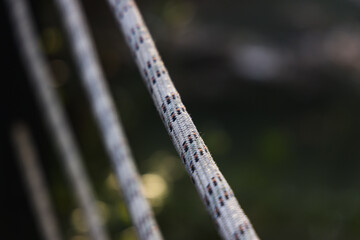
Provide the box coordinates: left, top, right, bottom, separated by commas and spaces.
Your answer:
107, 0, 259, 239
12, 124, 62, 240
54, 0, 163, 239
6, 1, 109, 239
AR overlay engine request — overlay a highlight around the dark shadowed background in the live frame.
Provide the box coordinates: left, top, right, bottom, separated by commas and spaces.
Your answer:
1, 0, 360, 239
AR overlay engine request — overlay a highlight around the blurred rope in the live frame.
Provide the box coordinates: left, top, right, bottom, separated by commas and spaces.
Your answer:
11, 123, 63, 240
106, 0, 259, 239
53, 0, 163, 239
6, 1, 110, 240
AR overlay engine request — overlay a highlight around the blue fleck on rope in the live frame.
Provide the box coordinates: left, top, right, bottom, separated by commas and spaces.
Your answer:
106, 0, 260, 239
53, 0, 163, 239
6, 0, 109, 240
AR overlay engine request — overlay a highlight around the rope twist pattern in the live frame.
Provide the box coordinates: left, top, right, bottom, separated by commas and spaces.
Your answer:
107, 0, 259, 239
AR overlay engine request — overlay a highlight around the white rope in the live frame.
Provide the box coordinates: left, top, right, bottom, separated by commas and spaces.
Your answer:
53, 0, 163, 239
12, 123, 63, 240
106, 1, 260, 239
6, 1, 109, 239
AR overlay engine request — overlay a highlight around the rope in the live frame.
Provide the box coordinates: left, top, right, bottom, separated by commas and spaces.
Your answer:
53, 0, 163, 239
106, 1, 260, 239
6, 1, 109, 239
12, 123, 63, 240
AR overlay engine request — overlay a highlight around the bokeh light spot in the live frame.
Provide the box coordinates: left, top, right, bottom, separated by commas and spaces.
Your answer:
42, 27, 63, 54
141, 173, 168, 207
117, 227, 136, 240
71, 208, 87, 233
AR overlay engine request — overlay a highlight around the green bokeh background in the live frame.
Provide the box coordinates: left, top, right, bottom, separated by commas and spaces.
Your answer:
5, 0, 360, 239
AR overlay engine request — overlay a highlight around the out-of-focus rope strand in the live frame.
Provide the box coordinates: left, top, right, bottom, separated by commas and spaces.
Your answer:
6, 1, 110, 239
53, 0, 163, 239
12, 123, 63, 240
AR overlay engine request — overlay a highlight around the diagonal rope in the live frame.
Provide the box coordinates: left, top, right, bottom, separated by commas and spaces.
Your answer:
12, 123, 63, 240
53, 0, 163, 239
106, 0, 260, 239
6, 1, 109, 239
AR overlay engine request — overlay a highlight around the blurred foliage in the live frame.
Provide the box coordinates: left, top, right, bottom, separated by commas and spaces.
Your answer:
6, 0, 360, 239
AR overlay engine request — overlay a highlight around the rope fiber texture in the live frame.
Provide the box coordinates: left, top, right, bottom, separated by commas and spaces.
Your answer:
54, 0, 163, 239
107, 0, 260, 239
6, 1, 110, 239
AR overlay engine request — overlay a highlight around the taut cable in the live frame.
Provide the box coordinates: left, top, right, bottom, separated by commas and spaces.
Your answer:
106, 0, 259, 239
